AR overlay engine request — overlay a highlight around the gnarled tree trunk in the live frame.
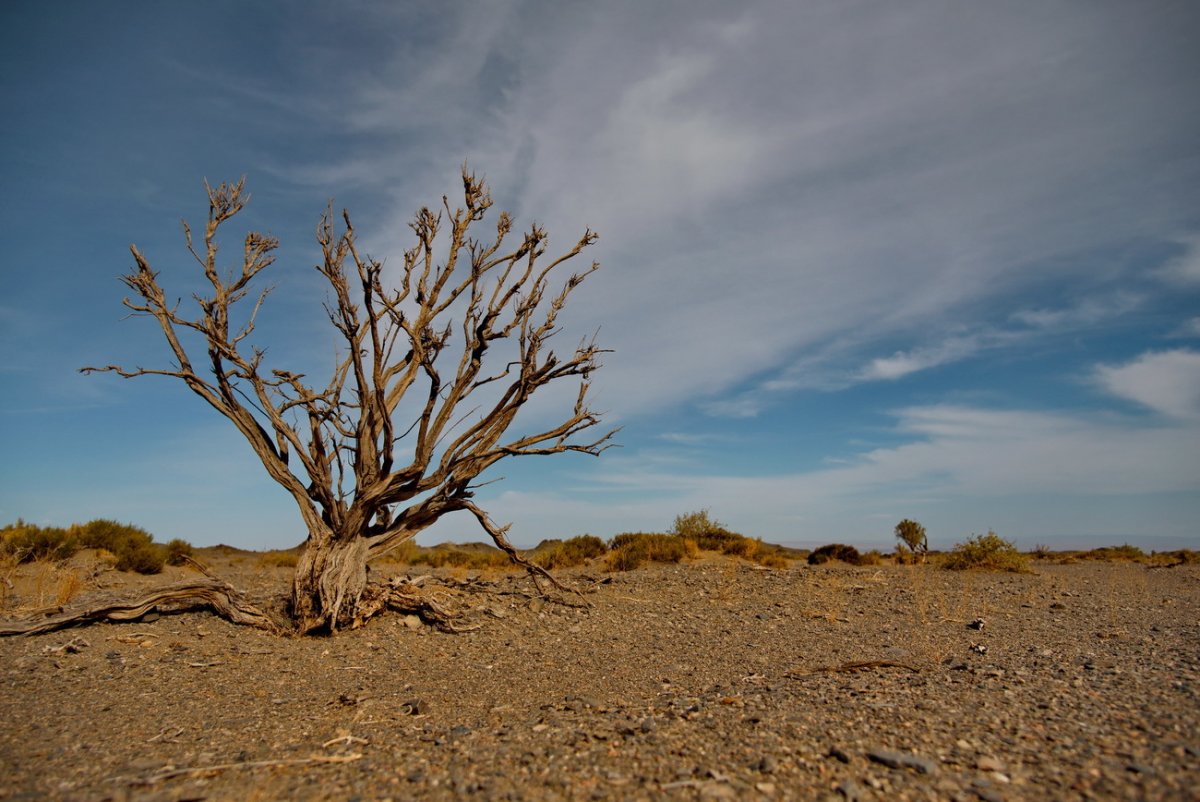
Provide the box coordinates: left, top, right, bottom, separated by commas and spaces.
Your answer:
291, 535, 369, 633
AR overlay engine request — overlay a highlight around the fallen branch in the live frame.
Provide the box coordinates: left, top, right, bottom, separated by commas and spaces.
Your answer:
112, 753, 363, 786
787, 660, 922, 677
0, 578, 279, 636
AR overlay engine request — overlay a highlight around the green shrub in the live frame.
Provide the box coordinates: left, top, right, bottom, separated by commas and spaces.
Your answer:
0, 520, 79, 563
115, 540, 166, 574
894, 519, 928, 563
531, 534, 608, 569
671, 509, 725, 539
258, 549, 301, 568
164, 538, 194, 566
411, 544, 512, 570
606, 533, 691, 571
1078, 544, 1146, 562
943, 531, 1028, 572
807, 543, 861, 565
857, 549, 884, 566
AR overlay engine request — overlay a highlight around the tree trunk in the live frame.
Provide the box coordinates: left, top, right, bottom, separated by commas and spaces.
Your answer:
290, 535, 369, 633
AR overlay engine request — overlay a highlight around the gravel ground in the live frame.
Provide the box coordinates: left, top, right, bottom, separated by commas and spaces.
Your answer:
1, 558, 1197, 801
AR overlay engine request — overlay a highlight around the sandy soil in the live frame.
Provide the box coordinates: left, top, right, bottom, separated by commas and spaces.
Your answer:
1, 555, 1197, 801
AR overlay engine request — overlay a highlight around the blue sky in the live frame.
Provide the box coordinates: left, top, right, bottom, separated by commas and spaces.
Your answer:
2, 1, 1198, 552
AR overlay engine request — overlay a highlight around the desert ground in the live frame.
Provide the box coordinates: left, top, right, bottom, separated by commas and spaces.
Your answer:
1, 554, 1198, 801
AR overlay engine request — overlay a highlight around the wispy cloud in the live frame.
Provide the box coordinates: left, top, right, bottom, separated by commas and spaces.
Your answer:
1094, 349, 1200, 420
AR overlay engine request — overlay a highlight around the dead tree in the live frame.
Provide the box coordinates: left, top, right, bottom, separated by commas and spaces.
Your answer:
79, 168, 613, 634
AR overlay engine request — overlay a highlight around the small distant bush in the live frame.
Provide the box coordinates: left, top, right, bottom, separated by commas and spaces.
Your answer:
943, 531, 1028, 572
114, 540, 165, 574
165, 538, 194, 566
411, 544, 512, 570
894, 519, 928, 564
258, 549, 301, 568
1150, 549, 1199, 566
377, 540, 421, 564
857, 549, 884, 566
1078, 544, 1146, 563
1029, 544, 1053, 560
1, 520, 79, 563
531, 534, 608, 569
606, 533, 692, 571
807, 543, 861, 565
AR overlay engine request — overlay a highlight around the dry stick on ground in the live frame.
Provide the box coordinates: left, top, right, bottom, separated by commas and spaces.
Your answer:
111, 753, 364, 787
787, 660, 923, 677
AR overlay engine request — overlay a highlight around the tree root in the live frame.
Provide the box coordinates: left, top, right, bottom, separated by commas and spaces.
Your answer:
0, 577, 280, 636
0, 560, 578, 637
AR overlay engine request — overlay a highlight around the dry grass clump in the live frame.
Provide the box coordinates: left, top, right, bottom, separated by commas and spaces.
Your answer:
257, 548, 302, 568
605, 533, 695, 571
669, 510, 795, 568
411, 543, 513, 570
529, 535, 607, 569
943, 531, 1029, 573
1076, 544, 1147, 562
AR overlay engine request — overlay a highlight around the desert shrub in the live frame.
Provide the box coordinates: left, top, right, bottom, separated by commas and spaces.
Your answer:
1078, 544, 1146, 562
606, 533, 691, 571
943, 531, 1028, 572
857, 549, 884, 566
807, 543, 861, 565
1, 521, 79, 563
79, 519, 150, 553
114, 540, 165, 574
374, 539, 421, 564
164, 538, 194, 566
1029, 543, 1053, 560
894, 518, 928, 563
671, 509, 725, 539
755, 551, 791, 569
531, 534, 607, 569
258, 549, 301, 568
1150, 549, 1199, 566
412, 544, 512, 570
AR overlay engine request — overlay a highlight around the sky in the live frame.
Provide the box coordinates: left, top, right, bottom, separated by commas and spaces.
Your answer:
2, 1, 1198, 552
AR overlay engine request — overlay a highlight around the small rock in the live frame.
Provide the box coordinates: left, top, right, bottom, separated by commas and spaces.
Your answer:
828, 746, 851, 764
970, 644, 988, 655
968, 618, 985, 630
402, 615, 422, 630
450, 725, 472, 737
754, 755, 778, 773
836, 779, 863, 801
866, 748, 937, 774
976, 756, 1004, 773
640, 717, 656, 734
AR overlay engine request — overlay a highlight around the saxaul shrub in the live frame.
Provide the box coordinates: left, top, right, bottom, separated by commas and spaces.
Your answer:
531, 535, 608, 569
165, 538, 194, 566
807, 543, 862, 565
606, 533, 694, 571
80, 519, 165, 574
943, 531, 1029, 573
0, 520, 79, 563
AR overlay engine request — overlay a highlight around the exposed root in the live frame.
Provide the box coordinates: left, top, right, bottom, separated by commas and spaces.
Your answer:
0, 577, 280, 636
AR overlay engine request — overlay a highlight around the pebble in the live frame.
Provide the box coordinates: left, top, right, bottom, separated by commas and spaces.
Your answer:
835, 779, 863, 801
866, 748, 937, 774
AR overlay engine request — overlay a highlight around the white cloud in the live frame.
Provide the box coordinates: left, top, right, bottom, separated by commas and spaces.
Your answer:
1094, 349, 1200, 420
313, 2, 1199, 420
